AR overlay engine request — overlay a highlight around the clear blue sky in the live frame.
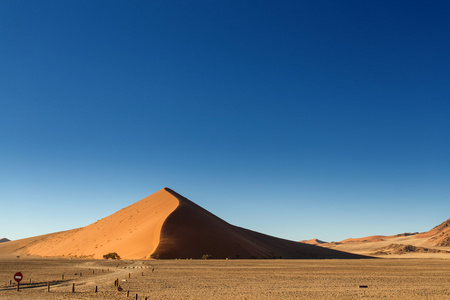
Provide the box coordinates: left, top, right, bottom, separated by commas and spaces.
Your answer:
1, 1, 449, 242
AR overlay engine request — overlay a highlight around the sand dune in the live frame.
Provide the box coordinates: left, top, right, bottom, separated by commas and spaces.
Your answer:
0, 188, 178, 259
339, 235, 388, 243
299, 238, 327, 245
317, 218, 450, 257
0, 188, 367, 260
0, 238, 10, 243
416, 218, 450, 246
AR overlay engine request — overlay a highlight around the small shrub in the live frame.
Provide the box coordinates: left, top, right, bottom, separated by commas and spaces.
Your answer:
202, 254, 212, 260
103, 252, 121, 260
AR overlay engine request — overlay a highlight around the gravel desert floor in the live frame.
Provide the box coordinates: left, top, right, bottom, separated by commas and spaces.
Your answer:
1, 258, 450, 299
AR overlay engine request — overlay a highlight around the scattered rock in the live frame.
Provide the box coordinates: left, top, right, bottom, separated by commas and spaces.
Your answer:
435, 236, 450, 247
394, 232, 418, 237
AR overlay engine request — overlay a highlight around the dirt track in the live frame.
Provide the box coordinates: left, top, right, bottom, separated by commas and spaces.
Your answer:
1, 258, 450, 299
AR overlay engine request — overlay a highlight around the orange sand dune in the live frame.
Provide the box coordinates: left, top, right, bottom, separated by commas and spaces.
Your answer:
0, 188, 368, 260
299, 239, 327, 245
416, 219, 450, 246
319, 219, 450, 257
339, 235, 388, 243
0, 188, 178, 259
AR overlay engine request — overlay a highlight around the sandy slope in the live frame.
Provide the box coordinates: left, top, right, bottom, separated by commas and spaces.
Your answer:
0, 234, 54, 259
318, 218, 450, 258
0, 188, 178, 259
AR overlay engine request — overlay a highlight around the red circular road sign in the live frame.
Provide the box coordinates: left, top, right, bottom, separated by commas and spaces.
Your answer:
14, 272, 23, 282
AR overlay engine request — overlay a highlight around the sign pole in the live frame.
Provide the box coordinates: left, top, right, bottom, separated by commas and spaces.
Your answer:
14, 272, 23, 292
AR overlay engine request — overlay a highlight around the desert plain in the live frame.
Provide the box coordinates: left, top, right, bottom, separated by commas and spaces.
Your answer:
0, 258, 450, 299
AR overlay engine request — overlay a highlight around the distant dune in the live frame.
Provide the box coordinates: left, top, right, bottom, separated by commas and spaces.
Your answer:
299, 239, 327, 245
0, 238, 10, 243
318, 218, 450, 258
416, 219, 450, 246
0, 188, 367, 260
339, 235, 388, 243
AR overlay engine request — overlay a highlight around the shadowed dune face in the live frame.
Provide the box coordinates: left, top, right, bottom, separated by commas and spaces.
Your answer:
1, 188, 369, 260
152, 189, 367, 259
0, 238, 10, 243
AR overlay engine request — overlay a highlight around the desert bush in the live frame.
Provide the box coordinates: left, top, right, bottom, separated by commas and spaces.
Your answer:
103, 252, 121, 260
202, 254, 212, 260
